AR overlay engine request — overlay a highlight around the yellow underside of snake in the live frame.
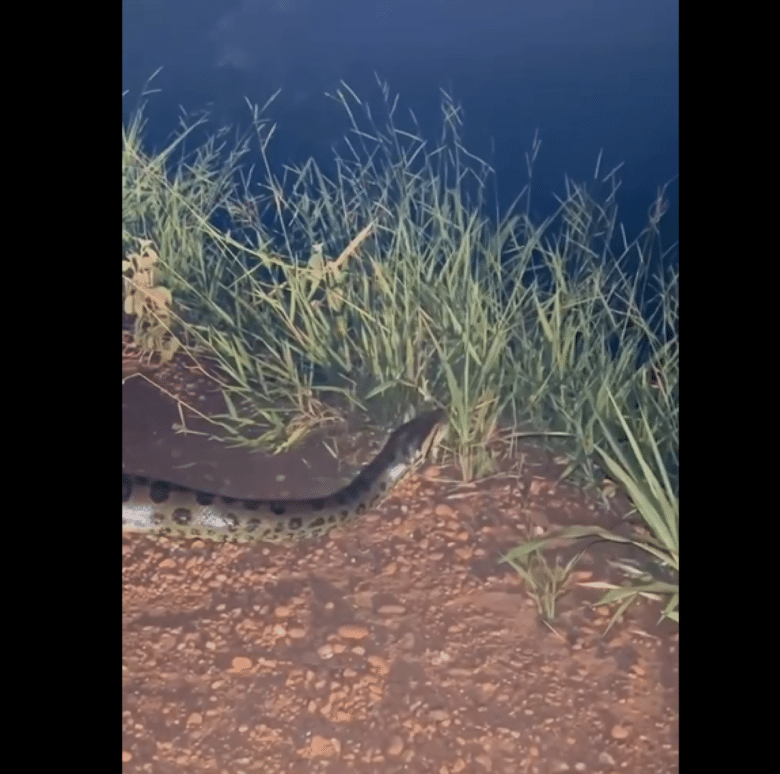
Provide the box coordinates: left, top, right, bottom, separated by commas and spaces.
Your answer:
122, 409, 447, 543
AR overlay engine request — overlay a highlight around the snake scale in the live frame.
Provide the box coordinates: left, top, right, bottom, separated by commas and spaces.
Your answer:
122, 409, 447, 543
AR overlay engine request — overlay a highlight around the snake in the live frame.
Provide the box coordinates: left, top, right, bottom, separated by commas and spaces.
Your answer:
122, 409, 447, 543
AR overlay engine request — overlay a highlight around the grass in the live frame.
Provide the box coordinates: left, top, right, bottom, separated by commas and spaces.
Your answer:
122, 75, 678, 624
502, 548, 585, 622
502, 390, 678, 628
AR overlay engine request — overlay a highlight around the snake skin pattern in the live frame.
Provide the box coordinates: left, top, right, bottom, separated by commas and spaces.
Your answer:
122, 409, 447, 543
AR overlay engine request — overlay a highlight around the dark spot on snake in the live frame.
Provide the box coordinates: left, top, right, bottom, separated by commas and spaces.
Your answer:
288, 518, 303, 530
122, 475, 133, 502
149, 480, 172, 503
172, 508, 192, 525
269, 502, 287, 516
196, 491, 215, 506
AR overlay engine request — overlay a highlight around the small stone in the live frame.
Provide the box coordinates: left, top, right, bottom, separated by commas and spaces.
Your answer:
230, 656, 253, 672
367, 655, 390, 676
434, 504, 456, 518
377, 604, 406, 615
338, 624, 370, 640
387, 735, 404, 756
309, 735, 340, 757
611, 724, 630, 740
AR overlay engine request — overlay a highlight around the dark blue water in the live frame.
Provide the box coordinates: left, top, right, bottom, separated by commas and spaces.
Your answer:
123, 0, 678, 246
123, 0, 678, 353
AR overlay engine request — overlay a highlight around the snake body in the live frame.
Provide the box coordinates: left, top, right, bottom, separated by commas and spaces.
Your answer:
122, 409, 446, 543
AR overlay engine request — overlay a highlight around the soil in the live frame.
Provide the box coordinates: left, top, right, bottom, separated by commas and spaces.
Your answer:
122, 353, 678, 774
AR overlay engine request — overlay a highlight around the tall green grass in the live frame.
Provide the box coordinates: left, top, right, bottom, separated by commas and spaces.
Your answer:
123, 78, 678, 619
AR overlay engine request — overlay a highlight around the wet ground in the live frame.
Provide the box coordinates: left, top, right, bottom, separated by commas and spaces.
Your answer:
122, 354, 678, 774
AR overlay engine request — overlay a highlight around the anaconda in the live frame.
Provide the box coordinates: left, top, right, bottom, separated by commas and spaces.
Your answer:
122, 409, 447, 543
